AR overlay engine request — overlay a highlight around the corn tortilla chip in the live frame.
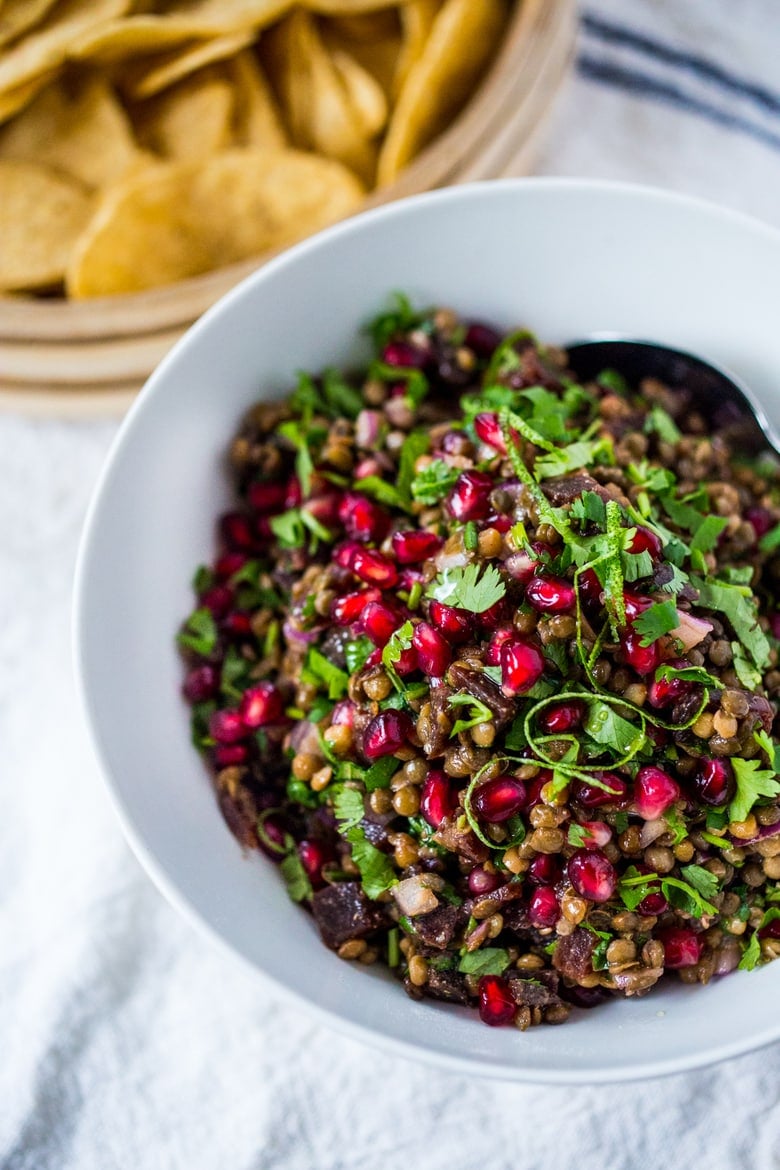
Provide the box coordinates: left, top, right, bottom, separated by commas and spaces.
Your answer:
121, 29, 255, 99
377, 0, 506, 184
133, 67, 234, 159
392, 0, 439, 99
326, 11, 399, 41
302, 0, 400, 13
323, 24, 401, 97
331, 48, 387, 138
0, 72, 146, 187
0, 0, 130, 95
228, 51, 286, 149
0, 0, 60, 49
0, 160, 93, 291
0, 70, 56, 125
66, 148, 364, 297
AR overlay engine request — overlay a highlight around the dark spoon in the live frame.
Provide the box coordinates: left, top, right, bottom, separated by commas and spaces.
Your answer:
565, 339, 780, 458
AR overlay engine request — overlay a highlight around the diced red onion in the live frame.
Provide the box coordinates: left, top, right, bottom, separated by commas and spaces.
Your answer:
670, 611, 713, 650
639, 818, 668, 848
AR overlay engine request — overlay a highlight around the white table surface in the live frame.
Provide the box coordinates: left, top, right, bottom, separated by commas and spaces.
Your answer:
4, 2, 780, 1166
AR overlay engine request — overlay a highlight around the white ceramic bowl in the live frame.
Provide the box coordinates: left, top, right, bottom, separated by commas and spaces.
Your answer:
75, 179, 780, 1083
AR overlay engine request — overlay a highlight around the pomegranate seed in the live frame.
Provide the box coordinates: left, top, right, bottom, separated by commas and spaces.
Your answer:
420, 770, 457, 827
691, 757, 735, 807
574, 772, 628, 808
351, 547, 399, 589
222, 611, 252, 638
446, 470, 494, 522
468, 866, 503, 896
478, 975, 516, 1026
633, 765, 681, 819
298, 839, 330, 890
439, 430, 469, 455
247, 480, 287, 513
331, 700, 355, 727
395, 645, 419, 675
578, 568, 603, 607
306, 492, 342, 529
391, 529, 442, 563
331, 587, 381, 625
382, 340, 426, 368
623, 593, 653, 622
465, 322, 502, 358
209, 708, 246, 744
364, 647, 382, 668
659, 926, 704, 968
760, 920, 780, 940
412, 621, 452, 676
473, 411, 507, 453
214, 552, 248, 579
285, 476, 302, 509
239, 682, 284, 728
183, 663, 218, 702
504, 552, 539, 583
629, 526, 663, 559
521, 770, 553, 811
361, 600, 401, 647
257, 813, 286, 861
539, 700, 585, 733
559, 984, 610, 1009
771, 613, 780, 640
213, 743, 249, 768
746, 505, 773, 540
477, 598, 510, 630
220, 511, 255, 551
334, 540, 361, 569
363, 710, 415, 758
529, 885, 559, 927
485, 626, 515, 665
472, 775, 526, 823
567, 849, 617, 902
646, 724, 670, 749
579, 820, 613, 849
428, 599, 474, 643
488, 513, 512, 534
526, 574, 576, 613
620, 629, 661, 675
338, 492, 390, 543
200, 584, 233, 617
528, 853, 561, 885
647, 661, 692, 708
500, 639, 545, 696
638, 890, 669, 916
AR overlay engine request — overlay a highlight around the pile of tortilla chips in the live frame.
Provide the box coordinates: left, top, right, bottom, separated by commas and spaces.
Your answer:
0, 0, 508, 297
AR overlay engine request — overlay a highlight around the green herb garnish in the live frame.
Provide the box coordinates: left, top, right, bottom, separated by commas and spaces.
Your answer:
427, 563, 506, 614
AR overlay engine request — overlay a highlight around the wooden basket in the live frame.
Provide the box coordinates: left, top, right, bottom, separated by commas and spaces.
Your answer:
0, 0, 577, 416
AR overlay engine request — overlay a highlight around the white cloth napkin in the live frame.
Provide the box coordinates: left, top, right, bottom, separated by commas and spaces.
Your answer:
4, 3, 780, 1167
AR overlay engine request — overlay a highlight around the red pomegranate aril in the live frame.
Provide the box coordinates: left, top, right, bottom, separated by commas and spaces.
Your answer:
239, 682, 284, 728
504, 552, 539, 584
472, 775, 526, 823
659, 926, 704, 969
382, 340, 427, 368
420, 770, 457, 828
330, 699, 355, 727
746, 505, 773, 540
183, 663, 218, 702
257, 813, 286, 861
213, 743, 249, 768
521, 770, 553, 812
771, 613, 780, 640
247, 480, 287, 513
500, 639, 545, 696
428, 599, 474, 643
638, 890, 669, 916
485, 626, 515, 666
412, 621, 452, 676
391, 529, 442, 563
363, 710, 415, 759
647, 661, 692, 708
331, 587, 381, 625
395, 645, 419, 675
620, 629, 661, 675
468, 866, 504, 896
476, 598, 510, 630
200, 584, 233, 617
526, 573, 576, 613
285, 475, 302, 509
334, 540, 361, 569
528, 853, 561, 885
298, 839, 330, 890
574, 772, 628, 808
478, 975, 516, 1027
567, 849, 617, 903
579, 820, 613, 849
623, 593, 653, 622
465, 322, 502, 358
222, 611, 252, 638
529, 885, 560, 927
633, 765, 681, 819
306, 492, 342, 529
220, 511, 255, 551
578, 568, 603, 607
691, 757, 735, 807
446, 470, 494, 521
209, 708, 247, 744
629, 526, 663, 559
473, 411, 507, 453
214, 552, 248, 579
760, 920, 780, 940
539, 700, 585, 733
361, 600, 401, 647
338, 492, 391, 543
351, 547, 399, 589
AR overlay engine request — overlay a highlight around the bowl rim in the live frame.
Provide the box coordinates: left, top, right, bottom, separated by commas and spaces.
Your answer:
74, 176, 780, 1083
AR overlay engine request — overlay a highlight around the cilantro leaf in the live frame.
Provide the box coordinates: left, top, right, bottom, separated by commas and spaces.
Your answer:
692, 575, 770, 670
457, 948, 511, 976
690, 515, 729, 555
535, 436, 613, 480
631, 600, 679, 647
449, 693, 493, 736
426, 563, 506, 614
654, 662, 723, 690
368, 292, 421, 349
738, 931, 762, 972
754, 729, 780, 771
280, 851, 313, 902
345, 828, 397, 898
410, 458, 460, 505
583, 699, 645, 754
302, 646, 350, 700
397, 430, 430, 502
178, 607, 218, 657
663, 806, 689, 846
759, 522, 780, 553
364, 756, 398, 792
570, 490, 607, 527
354, 476, 405, 509
731, 642, 763, 691
344, 636, 374, 674
657, 563, 690, 596
321, 368, 363, 419
679, 864, 720, 901
333, 787, 366, 832
661, 876, 717, 917
729, 757, 780, 824
382, 620, 414, 693
277, 418, 323, 496
645, 405, 682, 444
567, 823, 590, 847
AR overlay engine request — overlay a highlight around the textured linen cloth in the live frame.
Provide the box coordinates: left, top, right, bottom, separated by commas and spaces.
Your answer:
4, 4, 780, 1168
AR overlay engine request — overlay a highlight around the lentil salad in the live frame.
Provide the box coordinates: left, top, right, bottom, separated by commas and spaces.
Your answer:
178, 297, 780, 1029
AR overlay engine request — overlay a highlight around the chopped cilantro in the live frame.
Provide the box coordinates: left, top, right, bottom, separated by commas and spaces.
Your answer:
346, 829, 397, 898
448, 693, 493, 736
759, 522, 780, 553
619, 865, 717, 917
382, 620, 414, 693
178, 607, 218, 657
368, 292, 421, 349
567, 823, 590, 847
631, 600, 679, 647
645, 405, 682, 444
738, 931, 762, 972
621, 549, 654, 582
354, 476, 405, 509
280, 851, 313, 902
369, 360, 428, 408
754, 729, 780, 771
286, 777, 319, 809
426, 563, 506, 614
570, 490, 607, 528
457, 948, 511, 976
192, 564, 214, 594
690, 515, 729, 555
344, 636, 373, 674
220, 645, 253, 700
679, 864, 720, 901
410, 458, 460, 505
397, 429, 431, 501
277, 418, 323, 495
692, 575, 770, 670
654, 662, 723, 690
583, 699, 644, 754
302, 646, 350, 700
657, 563, 690, 596
364, 756, 398, 792
333, 787, 366, 831
321, 368, 363, 419
729, 758, 780, 824
663, 806, 689, 847
190, 699, 216, 750
535, 435, 613, 480
463, 521, 479, 551
731, 643, 763, 691
597, 368, 628, 394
